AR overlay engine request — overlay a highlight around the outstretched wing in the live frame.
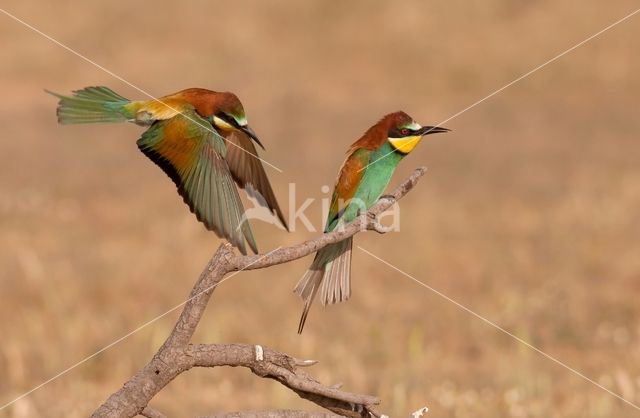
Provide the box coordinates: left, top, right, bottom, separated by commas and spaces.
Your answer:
136, 110, 257, 254
224, 131, 289, 230
324, 148, 370, 232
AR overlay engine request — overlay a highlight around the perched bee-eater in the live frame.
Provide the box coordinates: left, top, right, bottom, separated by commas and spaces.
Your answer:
294, 111, 449, 333
48, 86, 288, 255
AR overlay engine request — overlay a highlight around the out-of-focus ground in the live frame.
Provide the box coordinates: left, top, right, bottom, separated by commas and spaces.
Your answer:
1, 1, 640, 417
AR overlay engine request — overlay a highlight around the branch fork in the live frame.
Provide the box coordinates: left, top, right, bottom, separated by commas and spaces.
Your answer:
91, 167, 428, 418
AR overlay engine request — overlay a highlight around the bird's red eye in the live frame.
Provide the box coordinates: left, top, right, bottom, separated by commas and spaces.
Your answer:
401, 128, 409, 135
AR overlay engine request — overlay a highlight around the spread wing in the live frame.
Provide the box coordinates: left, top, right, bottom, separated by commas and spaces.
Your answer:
136, 109, 257, 254
225, 131, 288, 230
325, 148, 370, 232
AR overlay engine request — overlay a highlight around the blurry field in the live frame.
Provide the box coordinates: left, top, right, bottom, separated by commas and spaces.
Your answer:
1, 1, 640, 417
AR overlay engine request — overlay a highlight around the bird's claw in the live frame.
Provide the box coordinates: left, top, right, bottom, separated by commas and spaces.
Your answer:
364, 212, 391, 234
379, 194, 396, 202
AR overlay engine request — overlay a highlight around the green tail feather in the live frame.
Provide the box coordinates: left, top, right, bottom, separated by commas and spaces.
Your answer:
46, 86, 133, 124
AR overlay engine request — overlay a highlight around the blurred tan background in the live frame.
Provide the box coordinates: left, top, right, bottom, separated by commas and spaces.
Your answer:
1, 1, 640, 417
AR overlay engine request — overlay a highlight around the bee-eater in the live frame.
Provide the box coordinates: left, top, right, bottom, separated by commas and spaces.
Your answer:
294, 111, 449, 333
47, 86, 288, 255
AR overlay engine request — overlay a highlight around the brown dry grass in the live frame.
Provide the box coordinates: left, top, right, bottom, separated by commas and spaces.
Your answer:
1, 1, 640, 417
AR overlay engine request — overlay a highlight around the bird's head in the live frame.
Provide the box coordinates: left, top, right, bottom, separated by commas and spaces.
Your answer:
386, 111, 449, 154
211, 92, 264, 149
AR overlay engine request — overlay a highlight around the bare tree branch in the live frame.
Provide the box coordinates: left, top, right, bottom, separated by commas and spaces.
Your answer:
92, 167, 428, 418
187, 344, 379, 406
200, 411, 343, 418
140, 407, 168, 418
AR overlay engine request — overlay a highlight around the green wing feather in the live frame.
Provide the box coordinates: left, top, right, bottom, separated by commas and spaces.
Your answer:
136, 109, 257, 254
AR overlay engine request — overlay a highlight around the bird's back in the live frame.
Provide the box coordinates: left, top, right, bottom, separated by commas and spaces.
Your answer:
128, 88, 238, 124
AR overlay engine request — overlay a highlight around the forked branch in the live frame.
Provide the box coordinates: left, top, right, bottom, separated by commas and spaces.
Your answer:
91, 167, 428, 418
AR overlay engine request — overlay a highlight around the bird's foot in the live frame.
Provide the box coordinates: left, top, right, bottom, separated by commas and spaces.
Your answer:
363, 211, 391, 234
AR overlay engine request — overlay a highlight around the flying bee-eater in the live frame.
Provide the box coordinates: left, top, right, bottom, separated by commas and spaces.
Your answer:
294, 111, 449, 333
47, 86, 288, 255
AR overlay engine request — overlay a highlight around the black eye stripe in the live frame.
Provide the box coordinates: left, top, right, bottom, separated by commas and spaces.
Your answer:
215, 112, 238, 127
389, 127, 416, 138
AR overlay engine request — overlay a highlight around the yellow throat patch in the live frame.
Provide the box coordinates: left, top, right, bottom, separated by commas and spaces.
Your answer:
388, 135, 422, 154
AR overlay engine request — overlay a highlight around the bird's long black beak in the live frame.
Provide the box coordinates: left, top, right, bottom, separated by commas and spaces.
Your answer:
239, 125, 265, 150
418, 126, 450, 136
